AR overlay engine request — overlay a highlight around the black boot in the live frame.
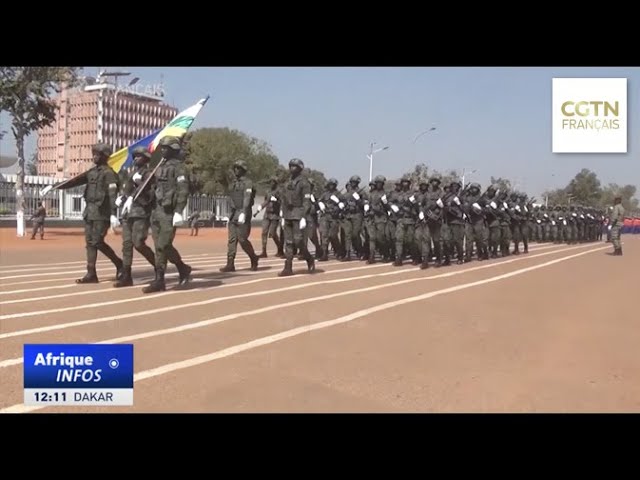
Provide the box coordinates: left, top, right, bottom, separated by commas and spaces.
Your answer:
250, 255, 259, 271
258, 248, 268, 258
315, 246, 323, 260
76, 265, 99, 284
420, 261, 429, 270
113, 265, 133, 288
177, 263, 192, 285
142, 268, 166, 293
278, 259, 294, 277
306, 256, 316, 273
219, 259, 235, 273
114, 259, 124, 281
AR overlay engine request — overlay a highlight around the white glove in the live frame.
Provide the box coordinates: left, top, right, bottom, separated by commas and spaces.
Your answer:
121, 196, 133, 215
552, 220, 556, 226
381, 194, 388, 204
115, 196, 124, 208
110, 215, 120, 229
352, 192, 360, 200
436, 198, 444, 208
330, 194, 340, 204
462, 213, 468, 220
279, 210, 284, 218
472, 202, 482, 213
490, 201, 497, 209
608, 225, 612, 231
281, 217, 285, 227
39, 185, 53, 197
515, 205, 521, 212
419, 211, 425, 221
364, 204, 370, 212
537, 219, 541, 224
299, 218, 306, 230
572, 213, 577, 217
310, 194, 316, 203
318, 202, 326, 211
580, 214, 584, 219
391, 205, 400, 213
132, 172, 143, 183
524, 206, 529, 213
238, 212, 246, 224
544, 214, 548, 218
503, 202, 508, 209
563, 220, 567, 226
453, 196, 460, 206
256, 204, 263, 212
338, 202, 345, 209
172, 212, 184, 226
270, 195, 278, 202
409, 195, 416, 203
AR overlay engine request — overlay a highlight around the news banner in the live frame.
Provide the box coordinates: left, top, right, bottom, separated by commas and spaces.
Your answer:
23, 344, 134, 406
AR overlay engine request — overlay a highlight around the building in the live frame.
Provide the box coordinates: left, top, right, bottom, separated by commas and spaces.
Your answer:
37, 76, 178, 178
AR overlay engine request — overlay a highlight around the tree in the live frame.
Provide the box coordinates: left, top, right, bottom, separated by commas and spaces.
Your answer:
26, 150, 38, 176
184, 127, 280, 195
565, 168, 601, 206
489, 176, 513, 192
599, 183, 639, 211
0, 66, 80, 236
541, 187, 568, 207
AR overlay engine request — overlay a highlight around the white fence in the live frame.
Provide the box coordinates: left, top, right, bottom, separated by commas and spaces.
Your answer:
0, 173, 235, 223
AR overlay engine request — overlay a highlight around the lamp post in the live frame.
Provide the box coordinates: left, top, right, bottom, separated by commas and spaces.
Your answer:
99, 70, 131, 152
367, 142, 390, 183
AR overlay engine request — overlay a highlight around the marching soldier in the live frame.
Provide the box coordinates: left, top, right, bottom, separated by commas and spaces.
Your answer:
414, 179, 431, 268
142, 136, 192, 293
255, 176, 284, 258
317, 178, 344, 261
29, 201, 46, 240
424, 176, 444, 266
481, 185, 501, 258
497, 190, 512, 256
462, 182, 487, 261
72, 143, 124, 284
278, 158, 315, 276
342, 175, 366, 261
113, 146, 157, 288
220, 160, 259, 273
609, 196, 625, 255
389, 175, 417, 266
443, 180, 466, 264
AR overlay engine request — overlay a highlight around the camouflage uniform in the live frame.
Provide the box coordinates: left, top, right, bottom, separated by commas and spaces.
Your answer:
257, 177, 284, 258
318, 178, 344, 261
30, 204, 46, 240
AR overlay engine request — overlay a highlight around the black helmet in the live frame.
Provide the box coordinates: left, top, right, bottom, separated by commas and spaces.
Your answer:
327, 178, 338, 186
92, 143, 112, 157
450, 180, 462, 189
349, 175, 361, 183
429, 175, 441, 184
233, 160, 248, 171
158, 136, 181, 150
469, 182, 481, 190
374, 175, 386, 183
132, 146, 151, 159
289, 158, 304, 169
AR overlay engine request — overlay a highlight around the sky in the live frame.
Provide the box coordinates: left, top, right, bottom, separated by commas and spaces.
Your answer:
1, 66, 638, 198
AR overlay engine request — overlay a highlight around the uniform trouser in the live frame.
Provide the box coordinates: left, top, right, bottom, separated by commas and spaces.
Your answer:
443, 222, 465, 261
510, 222, 521, 251
577, 223, 585, 242
150, 208, 184, 271
529, 221, 537, 241
366, 218, 385, 259
465, 221, 486, 259
32, 222, 44, 238
190, 225, 199, 236
226, 215, 257, 263
426, 221, 442, 260
319, 216, 341, 257
84, 219, 121, 268
500, 224, 512, 254
284, 219, 312, 262
386, 219, 397, 254
302, 216, 321, 254
122, 216, 155, 267
395, 220, 415, 260
567, 222, 577, 243
261, 217, 282, 252
550, 224, 558, 242
342, 214, 363, 255
557, 223, 566, 243
416, 222, 431, 262
610, 225, 622, 249
488, 224, 501, 255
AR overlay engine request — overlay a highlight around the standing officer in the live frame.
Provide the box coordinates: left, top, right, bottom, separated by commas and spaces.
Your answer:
610, 196, 625, 255
220, 160, 259, 273
113, 146, 157, 288
188, 210, 201, 236
30, 201, 47, 240
255, 176, 284, 258
142, 136, 192, 293
71, 143, 124, 284
279, 158, 315, 276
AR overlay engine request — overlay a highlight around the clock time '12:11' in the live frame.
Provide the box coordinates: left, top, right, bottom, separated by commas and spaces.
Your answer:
35, 392, 67, 402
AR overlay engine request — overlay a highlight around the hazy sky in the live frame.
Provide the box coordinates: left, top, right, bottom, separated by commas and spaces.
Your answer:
1, 66, 638, 198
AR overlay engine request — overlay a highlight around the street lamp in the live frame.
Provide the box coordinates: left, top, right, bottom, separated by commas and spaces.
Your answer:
412, 127, 436, 144
461, 167, 478, 190
367, 142, 390, 183
99, 70, 131, 152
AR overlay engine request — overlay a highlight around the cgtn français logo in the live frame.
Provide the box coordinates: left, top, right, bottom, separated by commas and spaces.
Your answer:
552, 78, 627, 153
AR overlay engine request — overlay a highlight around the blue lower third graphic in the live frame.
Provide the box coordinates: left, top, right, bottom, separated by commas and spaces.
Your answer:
23, 344, 134, 406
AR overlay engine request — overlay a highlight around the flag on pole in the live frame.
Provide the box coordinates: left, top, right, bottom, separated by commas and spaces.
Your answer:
149, 95, 210, 153
107, 128, 161, 174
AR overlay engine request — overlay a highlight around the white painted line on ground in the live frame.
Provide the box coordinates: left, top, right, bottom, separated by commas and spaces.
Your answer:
0, 244, 588, 365
0, 244, 609, 413
0, 244, 571, 320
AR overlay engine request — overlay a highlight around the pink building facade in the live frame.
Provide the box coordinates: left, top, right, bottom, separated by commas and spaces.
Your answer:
38, 84, 177, 178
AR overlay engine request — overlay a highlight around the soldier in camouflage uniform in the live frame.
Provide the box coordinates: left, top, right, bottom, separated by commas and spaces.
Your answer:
389, 175, 418, 266
508, 192, 523, 254
424, 176, 445, 266
341, 175, 366, 261
481, 185, 501, 258
442, 180, 466, 264
255, 176, 284, 258
278, 158, 315, 276
497, 190, 512, 256
220, 160, 259, 273
462, 182, 488, 261
362, 180, 379, 263
539, 205, 550, 242
317, 178, 344, 261
609, 196, 624, 255
142, 136, 192, 293
68, 143, 124, 284
414, 180, 430, 268
29, 202, 46, 240
385, 180, 403, 261
113, 146, 157, 288
297, 178, 322, 260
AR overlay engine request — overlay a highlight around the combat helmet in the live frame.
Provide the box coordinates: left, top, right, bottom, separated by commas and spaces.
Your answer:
233, 160, 248, 171
92, 143, 112, 157
374, 175, 386, 183
132, 146, 151, 159
349, 175, 361, 184
327, 177, 338, 187
289, 158, 304, 169
158, 136, 181, 150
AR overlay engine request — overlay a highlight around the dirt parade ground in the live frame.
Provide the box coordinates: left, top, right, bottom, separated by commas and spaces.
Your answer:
0, 227, 637, 413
